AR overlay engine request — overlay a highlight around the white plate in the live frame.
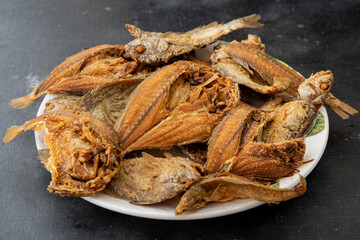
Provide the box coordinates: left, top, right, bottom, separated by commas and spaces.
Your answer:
34, 46, 329, 220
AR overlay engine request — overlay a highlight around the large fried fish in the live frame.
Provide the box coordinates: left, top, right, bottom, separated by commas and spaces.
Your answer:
115, 61, 240, 154
3, 110, 121, 196
10, 45, 151, 109
175, 172, 306, 215
105, 152, 202, 204
125, 14, 263, 64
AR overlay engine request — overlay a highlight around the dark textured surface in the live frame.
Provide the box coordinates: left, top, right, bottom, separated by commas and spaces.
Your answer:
1, 0, 360, 239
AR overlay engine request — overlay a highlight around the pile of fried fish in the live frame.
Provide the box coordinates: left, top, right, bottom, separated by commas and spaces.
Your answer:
3, 14, 357, 215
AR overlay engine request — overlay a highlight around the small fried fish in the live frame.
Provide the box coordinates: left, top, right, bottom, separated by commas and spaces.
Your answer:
9, 45, 150, 109
105, 152, 202, 204
125, 14, 263, 64
175, 172, 306, 215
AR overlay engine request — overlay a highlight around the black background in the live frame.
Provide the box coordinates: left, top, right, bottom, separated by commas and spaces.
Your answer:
1, 0, 359, 239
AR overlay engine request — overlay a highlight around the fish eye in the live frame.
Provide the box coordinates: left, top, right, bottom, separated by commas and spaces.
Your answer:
320, 83, 329, 91
135, 45, 146, 54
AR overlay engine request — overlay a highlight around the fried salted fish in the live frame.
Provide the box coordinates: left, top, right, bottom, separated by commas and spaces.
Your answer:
125, 14, 263, 64
3, 110, 121, 196
115, 61, 240, 154
105, 152, 202, 204
175, 172, 306, 215
10, 44, 151, 109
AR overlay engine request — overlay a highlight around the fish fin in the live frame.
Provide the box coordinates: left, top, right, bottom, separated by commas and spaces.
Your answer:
9, 93, 36, 109
125, 24, 143, 39
325, 93, 358, 119
3, 126, 25, 143
237, 14, 264, 29
329, 106, 349, 119
232, 58, 254, 75
163, 151, 174, 159
224, 14, 264, 31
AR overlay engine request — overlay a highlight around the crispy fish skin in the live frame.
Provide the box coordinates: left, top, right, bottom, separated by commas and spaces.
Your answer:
105, 152, 202, 204
3, 110, 121, 196
261, 100, 317, 143
44, 94, 82, 113
225, 40, 302, 93
211, 43, 288, 95
221, 138, 305, 180
205, 102, 265, 174
9, 45, 147, 109
115, 61, 197, 151
175, 172, 306, 215
116, 61, 239, 154
125, 14, 263, 64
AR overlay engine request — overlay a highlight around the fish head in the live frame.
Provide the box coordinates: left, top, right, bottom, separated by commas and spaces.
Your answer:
298, 70, 333, 105
125, 37, 170, 64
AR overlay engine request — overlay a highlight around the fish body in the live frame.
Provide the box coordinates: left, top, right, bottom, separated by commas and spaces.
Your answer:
175, 172, 306, 215
115, 61, 239, 154
205, 102, 265, 174
106, 152, 201, 204
3, 110, 121, 196
261, 100, 317, 143
125, 14, 263, 64
9, 45, 149, 109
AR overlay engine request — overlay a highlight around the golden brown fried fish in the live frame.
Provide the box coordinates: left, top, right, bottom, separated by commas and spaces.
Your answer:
175, 172, 306, 215
115, 61, 240, 154
10, 45, 151, 109
3, 110, 121, 196
125, 14, 263, 64
106, 152, 202, 204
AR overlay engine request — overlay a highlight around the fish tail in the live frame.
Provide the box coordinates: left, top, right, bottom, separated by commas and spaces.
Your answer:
9, 93, 37, 109
325, 93, 358, 119
237, 14, 264, 29
3, 125, 24, 143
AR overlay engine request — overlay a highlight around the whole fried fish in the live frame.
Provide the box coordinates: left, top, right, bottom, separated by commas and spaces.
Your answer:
3, 110, 121, 196
105, 152, 202, 204
9, 45, 151, 109
175, 172, 307, 215
125, 14, 263, 64
115, 61, 240, 154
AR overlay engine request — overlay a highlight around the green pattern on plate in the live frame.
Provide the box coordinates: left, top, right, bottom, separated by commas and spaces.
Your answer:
214, 40, 230, 45
307, 112, 325, 137
271, 182, 280, 188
